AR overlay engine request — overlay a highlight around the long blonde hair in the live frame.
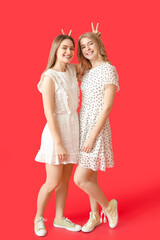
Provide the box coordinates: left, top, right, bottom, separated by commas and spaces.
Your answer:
44, 35, 75, 72
77, 32, 111, 77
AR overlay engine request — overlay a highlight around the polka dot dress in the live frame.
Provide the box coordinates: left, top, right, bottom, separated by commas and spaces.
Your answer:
78, 62, 119, 171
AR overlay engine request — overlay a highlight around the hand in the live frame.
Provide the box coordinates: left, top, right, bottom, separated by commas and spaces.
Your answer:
82, 137, 95, 153
61, 29, 72, 36
55, 144, 67, 161
91, 22, 101, 37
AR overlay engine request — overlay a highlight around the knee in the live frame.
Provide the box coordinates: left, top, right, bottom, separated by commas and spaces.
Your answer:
45, 180, 61, 193
74, 173, 85, 189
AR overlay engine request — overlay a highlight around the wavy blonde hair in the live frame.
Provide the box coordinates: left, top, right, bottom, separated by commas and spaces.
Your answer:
77, 32, 111, 77
44, 35, 75, 72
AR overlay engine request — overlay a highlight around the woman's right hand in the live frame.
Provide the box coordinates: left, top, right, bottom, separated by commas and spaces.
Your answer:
91, 22, 101, 37
55, 143, 67, 161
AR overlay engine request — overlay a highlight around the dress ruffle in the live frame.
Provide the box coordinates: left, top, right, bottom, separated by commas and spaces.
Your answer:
35, 150, 79, 165
57, 79, 71, 114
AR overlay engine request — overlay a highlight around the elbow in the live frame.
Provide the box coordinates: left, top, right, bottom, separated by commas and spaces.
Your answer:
103, 105, 113, 115
44, 110, 54, 120
102, 106, 113, 120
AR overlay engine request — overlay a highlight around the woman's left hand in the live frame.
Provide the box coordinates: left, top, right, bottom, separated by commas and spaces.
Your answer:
82, 137, 95, 153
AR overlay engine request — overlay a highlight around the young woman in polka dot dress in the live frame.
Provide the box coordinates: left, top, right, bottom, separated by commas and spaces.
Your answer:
74, 26, 120, 232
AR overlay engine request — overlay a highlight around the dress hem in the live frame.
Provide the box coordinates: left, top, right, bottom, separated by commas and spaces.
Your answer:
35, 159, 78, 165
35, 150, 79, 165
78, 162, 114, 172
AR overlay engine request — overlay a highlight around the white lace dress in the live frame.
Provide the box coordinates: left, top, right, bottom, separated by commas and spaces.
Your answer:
78, 62, 119, 171
35, 63, 79, 165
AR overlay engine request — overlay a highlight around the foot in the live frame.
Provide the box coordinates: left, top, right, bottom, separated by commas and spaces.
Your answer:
103, 199, 118, 228
53, 217, 81, 232
34, 217, 47, 237
82, 212, 101, 233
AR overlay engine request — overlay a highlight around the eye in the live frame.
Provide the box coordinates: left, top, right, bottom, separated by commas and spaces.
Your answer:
89, 42, 93, 45
81, 46, 85, 49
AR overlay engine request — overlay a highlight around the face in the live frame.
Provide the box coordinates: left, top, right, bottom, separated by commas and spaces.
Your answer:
56, 39, 75, 63
80, 37, 99, 61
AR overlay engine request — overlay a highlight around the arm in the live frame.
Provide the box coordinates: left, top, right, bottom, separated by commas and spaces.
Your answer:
82, 84, 116, 153
91, 22, 101, 37
73, 63, 78, 73
72, 63, 82, 82
72, 22, 101, 77
41, 75, 67, 160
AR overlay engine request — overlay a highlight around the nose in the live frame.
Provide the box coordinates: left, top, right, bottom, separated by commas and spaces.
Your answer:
86, 45, 91, 51
66, 48, 71, 55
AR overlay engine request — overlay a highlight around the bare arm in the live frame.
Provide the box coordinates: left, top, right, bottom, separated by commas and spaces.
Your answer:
72, 63, 82, 83
82, 84, 116, 153
68, 22, 101, 79
73, 22, 101, 76
41, 75, 67, 160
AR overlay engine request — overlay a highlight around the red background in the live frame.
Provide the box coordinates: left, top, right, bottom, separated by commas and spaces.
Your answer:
0, 0, 160, 239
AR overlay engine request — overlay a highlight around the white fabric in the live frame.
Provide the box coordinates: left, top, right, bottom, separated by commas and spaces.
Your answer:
78, 62, 119, 171
35, 63, 79, 165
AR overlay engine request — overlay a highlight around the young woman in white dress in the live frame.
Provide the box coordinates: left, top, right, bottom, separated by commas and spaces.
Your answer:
74, 25, 120, 232
34, 34, 81, 236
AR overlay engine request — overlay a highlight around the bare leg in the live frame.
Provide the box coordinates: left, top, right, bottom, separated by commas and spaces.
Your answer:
35, 164, 63, 218
89, 171, 99, 212
55, 164, 74, 220
74, 165, 109, 210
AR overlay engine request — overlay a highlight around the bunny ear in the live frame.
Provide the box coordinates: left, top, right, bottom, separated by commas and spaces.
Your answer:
61, 29, 65, 35
68, 30, 72, 36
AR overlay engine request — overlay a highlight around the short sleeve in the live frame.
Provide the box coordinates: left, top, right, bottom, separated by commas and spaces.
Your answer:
37, 69, 58, 93
103, 65, 120, 92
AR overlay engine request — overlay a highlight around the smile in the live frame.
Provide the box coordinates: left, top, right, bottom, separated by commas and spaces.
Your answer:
64, 55, 72, 59
86, 51, 94, 56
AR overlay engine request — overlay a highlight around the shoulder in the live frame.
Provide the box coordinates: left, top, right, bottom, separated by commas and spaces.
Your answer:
102, 63, 119, 91
102, 63, 118, 79
42, 69, 56, 80
102, 62, 117, 73
37, 69, 56, 93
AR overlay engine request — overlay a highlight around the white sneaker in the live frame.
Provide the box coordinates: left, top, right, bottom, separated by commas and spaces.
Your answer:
101, 199, 118, 228
82, 212, 101, 233
54, 217, 81, 232
34, 217, 47, 237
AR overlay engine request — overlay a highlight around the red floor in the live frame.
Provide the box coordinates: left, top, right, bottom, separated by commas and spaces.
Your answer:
1, 149, 160, 240
30, 180, 160, 240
